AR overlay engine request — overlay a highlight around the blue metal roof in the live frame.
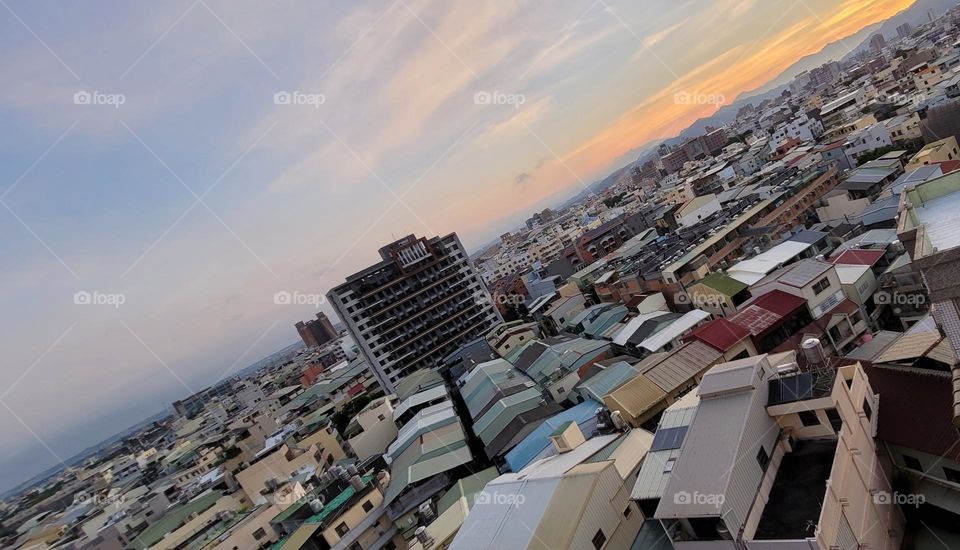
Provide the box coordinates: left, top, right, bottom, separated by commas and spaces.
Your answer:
503, 399, 601, 472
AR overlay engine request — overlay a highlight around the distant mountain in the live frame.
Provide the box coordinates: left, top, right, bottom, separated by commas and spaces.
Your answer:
643, 0, 959, 158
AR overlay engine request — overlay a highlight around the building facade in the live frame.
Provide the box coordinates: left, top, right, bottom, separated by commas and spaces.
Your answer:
328, 234, 502, 392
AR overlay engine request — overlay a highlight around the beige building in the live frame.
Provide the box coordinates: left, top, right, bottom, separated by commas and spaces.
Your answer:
655, 355, 903, 550
345, 397, 398, 461
452, 426, 653, 549
905, 136, 960, 171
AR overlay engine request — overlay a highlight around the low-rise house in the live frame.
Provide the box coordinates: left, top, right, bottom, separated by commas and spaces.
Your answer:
345, 397, 398, 461
684, 273, 749, 316
905, 135, 960, 171
604, 341, 723, 428
452, 425, 653, 549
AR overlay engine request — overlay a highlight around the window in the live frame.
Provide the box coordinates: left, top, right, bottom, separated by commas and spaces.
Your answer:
812, 277, 830, 295
592, 529, 607, 549
335, 522, 350, 536
252, 528, 266, 541
362, 500, 374, 512
903, 455, 923, 471
377, 414, 386, 421
944, 467, 960, 484
862, 398, 873, 421
757, 446, 770, 471
663, 458, 676, 473
623, 505, 633, 518
798, 410, 820, 427
825, 407, 843, 432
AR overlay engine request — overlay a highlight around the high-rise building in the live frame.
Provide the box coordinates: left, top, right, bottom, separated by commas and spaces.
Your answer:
327, 234, 502, 392
896, 22, 913, 39
295, 312, 338, 348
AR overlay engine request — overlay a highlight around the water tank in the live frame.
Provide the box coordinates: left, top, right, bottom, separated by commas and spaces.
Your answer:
309, 498, 324, 513
346, 464, 359, 476
802, 338, 825, 366
418, 500, 436, 522
349, 475, 366, 491
415, 526, 435, 548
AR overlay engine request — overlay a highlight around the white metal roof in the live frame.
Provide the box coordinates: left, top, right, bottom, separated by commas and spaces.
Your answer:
392, 385, 448, 421
727, 241, 813, 285
638, 310, 711, 353
612, 311, 670, 346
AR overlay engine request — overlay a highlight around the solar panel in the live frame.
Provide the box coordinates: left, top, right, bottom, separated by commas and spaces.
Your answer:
650, 426, 688, 452
768, 372, 814, 405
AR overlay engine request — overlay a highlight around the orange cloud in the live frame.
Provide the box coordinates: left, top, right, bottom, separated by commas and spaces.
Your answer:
561, 0, 914, 179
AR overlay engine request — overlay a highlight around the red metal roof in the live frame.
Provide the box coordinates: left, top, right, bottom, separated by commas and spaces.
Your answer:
686, 318, 750, 352
750, 290, 807, 317
729, 290, 807, 337
934, 159, 960, 174
830, 248, 885, 266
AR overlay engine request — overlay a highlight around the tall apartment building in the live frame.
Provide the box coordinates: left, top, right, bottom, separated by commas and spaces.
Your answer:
295, 311, 338, 348
327, 234, 502, 392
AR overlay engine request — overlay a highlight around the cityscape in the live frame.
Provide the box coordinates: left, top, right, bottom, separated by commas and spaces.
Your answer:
6, 1, 960, 549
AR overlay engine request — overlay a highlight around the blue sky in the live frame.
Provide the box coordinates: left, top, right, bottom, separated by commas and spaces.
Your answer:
0, 0, 912, 491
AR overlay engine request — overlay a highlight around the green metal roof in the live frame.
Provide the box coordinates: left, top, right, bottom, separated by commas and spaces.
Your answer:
304, 474, 374, 525
696, 272, 747, 296
549, 421, 574, 437
131, 491, 223, 549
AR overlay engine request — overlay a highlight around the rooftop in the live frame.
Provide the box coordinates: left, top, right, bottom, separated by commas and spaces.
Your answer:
753, 439, 837, 540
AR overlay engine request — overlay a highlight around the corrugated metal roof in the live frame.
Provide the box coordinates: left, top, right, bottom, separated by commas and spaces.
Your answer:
576, 361, 641, 402
639, 310, 712, 353
612, 311, 670, 346
605, 374, 667, 419
641, 341, 722, 393
875, 331, 942, 363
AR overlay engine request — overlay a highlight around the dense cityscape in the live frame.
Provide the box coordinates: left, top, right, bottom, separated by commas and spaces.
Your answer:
8, 2, 960, 550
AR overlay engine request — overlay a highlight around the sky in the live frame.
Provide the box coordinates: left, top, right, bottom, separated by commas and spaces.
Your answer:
0, 0, 914, 492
